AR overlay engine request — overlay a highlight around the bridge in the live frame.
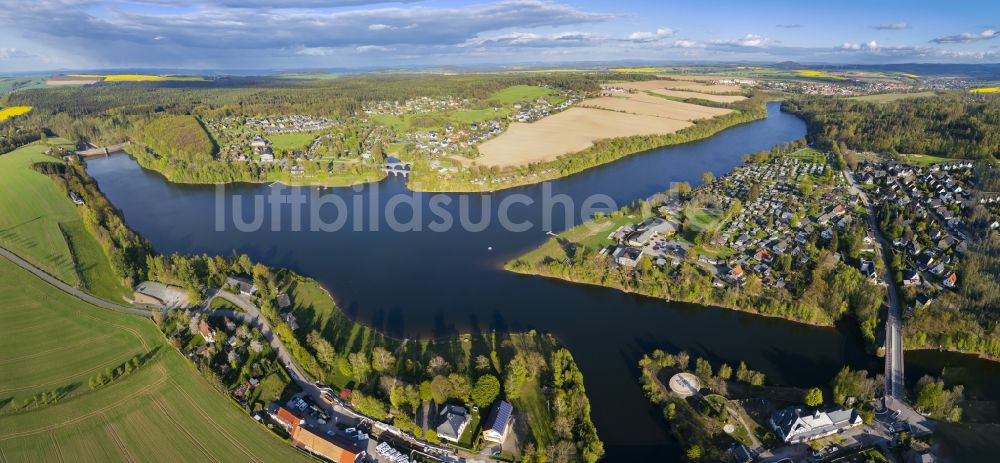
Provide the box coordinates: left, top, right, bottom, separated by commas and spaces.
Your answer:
383, 159, 412, 177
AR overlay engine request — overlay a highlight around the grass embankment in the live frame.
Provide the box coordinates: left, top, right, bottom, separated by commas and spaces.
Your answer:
0, 258, 313, 462
899, 153, 954, 167
0, 143, 129, 301
0, 106, 32, 122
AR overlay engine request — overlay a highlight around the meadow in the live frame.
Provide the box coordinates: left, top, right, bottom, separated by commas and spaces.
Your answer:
268, 132, 316, 151
0, 106, 32, 122
0, 258, 313, 462
0, 143, 128, 301
900, 153, 954, 167
489, 84, 561, 104
788, 147, 827, 164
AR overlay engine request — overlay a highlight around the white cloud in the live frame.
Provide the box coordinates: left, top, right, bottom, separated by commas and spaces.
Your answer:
355, 45, 393, 53
0, 47, 31, 59
841, 40, 878, 50
874, 22, 909, 30
671, 39, 703, 49
713, 34, 771, 48
931, 29, 997, 44
626, 27, 675, 43
462, 31, 600, 48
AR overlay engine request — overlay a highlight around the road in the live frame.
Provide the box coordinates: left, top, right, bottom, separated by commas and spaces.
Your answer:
843, 171, 905, 401
0, 246, 153, 317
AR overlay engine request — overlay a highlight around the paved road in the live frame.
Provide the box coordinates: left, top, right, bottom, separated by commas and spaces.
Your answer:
0, 246, 153, 317
844, 171, 904, 401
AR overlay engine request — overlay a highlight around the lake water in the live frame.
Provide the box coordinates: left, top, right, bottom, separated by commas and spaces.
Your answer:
87, 103, 997, 461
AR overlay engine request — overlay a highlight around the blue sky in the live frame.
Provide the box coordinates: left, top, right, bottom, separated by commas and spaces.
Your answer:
0, 0, 997, 72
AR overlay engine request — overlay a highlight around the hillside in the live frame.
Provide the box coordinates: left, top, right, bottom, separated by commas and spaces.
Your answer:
0, 258, 313, 462
140, 115, 215, 163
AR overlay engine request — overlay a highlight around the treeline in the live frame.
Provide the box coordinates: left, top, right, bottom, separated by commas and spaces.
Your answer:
35, 162, 152, 287
0, 125, 43, 154
783, 94, 1000, 160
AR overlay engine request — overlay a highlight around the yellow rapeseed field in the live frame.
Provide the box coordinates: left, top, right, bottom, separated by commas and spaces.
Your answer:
794, 69, 848, 80
609, 67, 663, 73
66, 74, 205, 82
0, 106, 32, 122
969, 87, 1000, 94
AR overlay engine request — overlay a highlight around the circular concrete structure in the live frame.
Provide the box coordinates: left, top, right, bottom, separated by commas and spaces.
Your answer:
668, 372, 701, 397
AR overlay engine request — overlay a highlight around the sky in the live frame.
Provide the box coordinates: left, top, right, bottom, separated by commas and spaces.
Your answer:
0, 0, 998, 73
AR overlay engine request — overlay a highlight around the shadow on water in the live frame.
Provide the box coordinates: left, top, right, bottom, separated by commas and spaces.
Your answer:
83, 103, 1000, 461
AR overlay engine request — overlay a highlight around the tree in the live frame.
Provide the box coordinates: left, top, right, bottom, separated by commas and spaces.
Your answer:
372, 347, 396, 374
686, 444, 702, 460
348, 352, 371, 383
419, 380, 433, 402
430, 375, 452, 404
717, 363, 733, 381
701, 171, 714, 185
471, 374, 501, 408
804, 387, 824, 408
307, 331, 336, 369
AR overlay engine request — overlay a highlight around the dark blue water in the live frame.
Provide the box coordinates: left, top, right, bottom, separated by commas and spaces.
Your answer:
87, 103, 991, 461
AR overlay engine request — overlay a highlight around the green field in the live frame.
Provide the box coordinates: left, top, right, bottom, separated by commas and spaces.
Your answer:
788, 147, 826, 164
0, 258, 312, 462
269, 132, 316, 151
0, 143, 129, 302
509, 214, 636, 267
272, 72, 340, 80
900, 153, 954, 167
0, 144, 83, 285
489, 85, 559, 105
848, 91, 937, 103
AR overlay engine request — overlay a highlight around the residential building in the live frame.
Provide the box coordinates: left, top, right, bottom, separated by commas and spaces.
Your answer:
436, 404, 470, 443
481, 400, 514, 444
225, 275, 257, 296
291, 426, 365, 463
198, 320, 216, 343
769, 407, 862, 443
270, 405, 302, 433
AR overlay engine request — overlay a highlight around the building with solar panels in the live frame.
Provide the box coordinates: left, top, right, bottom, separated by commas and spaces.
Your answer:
481, 400, 514, 444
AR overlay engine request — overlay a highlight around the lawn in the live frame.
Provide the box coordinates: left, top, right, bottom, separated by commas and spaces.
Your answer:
489, 85, 560, 105
456, 408, 481, 448
0, 258, 313, 462
60, 220, 131, 303
900, 153, 954, 167
209, 296, 242, 311
788, 147, 826, 164
510, 379, 554, 447
509, 214, 636, 267
269, 132, 316, 152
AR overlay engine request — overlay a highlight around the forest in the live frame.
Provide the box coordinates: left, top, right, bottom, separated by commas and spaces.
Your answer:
783, 94, 1000, 160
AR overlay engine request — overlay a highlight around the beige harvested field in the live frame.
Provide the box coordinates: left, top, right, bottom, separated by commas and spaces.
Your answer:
605, 79, 741, 94
650, 88, 747, 103
476, 107, 691, 167
584, 93, 731, 120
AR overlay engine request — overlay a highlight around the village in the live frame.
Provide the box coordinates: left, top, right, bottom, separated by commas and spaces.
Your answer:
853, 157, 989, 312
604, 147, 874, 298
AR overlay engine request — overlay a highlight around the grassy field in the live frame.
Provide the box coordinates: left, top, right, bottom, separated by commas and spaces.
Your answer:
0, 106, 32, 122
0, 144, 84, 285
900, 153, 954, 167
268, 132, 316, 151
509, 214, 636, 268
848, 91, 937, 103
272, 72, 340, 80
788, 147, 826, 164
209, 296, 241, 311
0, 78, 47, 96
0, 258, 313, 462
0, 143, 128, 301
489, 85, 560, 105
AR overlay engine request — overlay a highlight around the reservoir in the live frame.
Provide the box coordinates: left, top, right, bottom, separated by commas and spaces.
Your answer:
86, 103, 997, 461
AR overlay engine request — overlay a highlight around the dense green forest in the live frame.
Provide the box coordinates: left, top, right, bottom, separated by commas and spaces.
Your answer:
783, 94, 1000, 160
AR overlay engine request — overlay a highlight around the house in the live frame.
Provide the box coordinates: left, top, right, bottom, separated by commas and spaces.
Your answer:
481, 400, 514, 444
902, 269, 921, 287
225, 275, 257, 296
612, 245, 644, 268
281, 312, 299, 330
859, 258, 877, 281
727, 265, 745, 283
436, 404, 471, 443
942, 272, 957, 289
69, 191, 85, 205
199, 320, 216, 343
769, 407, 862, 443
291, 426, 365, 463
251, 135, 268, 148
276, 293, 291, 309
270, 405, 303, 432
